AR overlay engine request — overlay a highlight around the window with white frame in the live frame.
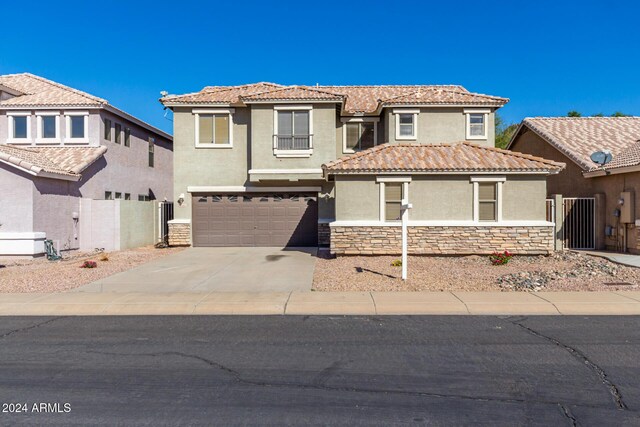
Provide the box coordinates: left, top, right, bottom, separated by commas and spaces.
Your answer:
8, 113, 30, 142
36, 113, 59, 142
377, 177, 411, 222
64, 112, 88, 142
465, 109, 489, 140
342, 118, 377, 153
472, 176, 504, 222
273, 105, 313, 156
194, 109, 233, 147
394, 109, 418, 140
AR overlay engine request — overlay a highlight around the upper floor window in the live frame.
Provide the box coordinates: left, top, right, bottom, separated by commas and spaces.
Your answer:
465, 109, 489, 140
393, 109, 418, 140
36, 113, 59, 142
65, 112, 88, 143
148, 137, 155, 167
471, 176, 504, 222
104, 118, 112, 141
342, 118, 378, 153
194, 109, 233, 148
273, 105, 313, 157
115, 123, 122, 144
7, 113, 30, 142
124, 128, 131, 147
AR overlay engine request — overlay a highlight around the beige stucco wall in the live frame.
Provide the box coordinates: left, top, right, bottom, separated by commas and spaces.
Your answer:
0, 164, 34, 232
384, 107, 496, 147
119, 200, 157, 250
334, 174, 547, 222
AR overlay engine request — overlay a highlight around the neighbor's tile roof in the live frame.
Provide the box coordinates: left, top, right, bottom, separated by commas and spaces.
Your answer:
517, 117, 640, 171
322, 142, 565, 174
0, 144, 107, 179
0, 73, 106, 107
161, 83, 508, 113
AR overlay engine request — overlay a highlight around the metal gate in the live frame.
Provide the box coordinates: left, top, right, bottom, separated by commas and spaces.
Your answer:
562, 198, 595, 250
158, 201, 174, 244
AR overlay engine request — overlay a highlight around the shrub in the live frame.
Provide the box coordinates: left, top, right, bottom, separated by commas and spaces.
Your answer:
391, 259, 402, 267
490, 250, 513, 266
81, 260, 97, 269
99, 253, 109, 262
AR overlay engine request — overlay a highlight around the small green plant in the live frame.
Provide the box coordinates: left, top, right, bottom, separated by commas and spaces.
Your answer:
391, 259, 402, 267
81, 260, 97, 269
490, 250, 513, 266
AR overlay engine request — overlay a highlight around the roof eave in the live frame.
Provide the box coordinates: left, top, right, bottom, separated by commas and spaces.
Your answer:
324, 169, 558, 175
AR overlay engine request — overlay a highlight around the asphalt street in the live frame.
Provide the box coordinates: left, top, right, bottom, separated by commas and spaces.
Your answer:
1, 316, 639, 426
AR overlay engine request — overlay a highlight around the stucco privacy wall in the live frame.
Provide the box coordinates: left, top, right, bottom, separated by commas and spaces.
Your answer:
384, 108, 496, 147
333, 174, 548, 221
79, 199, 157, 251
330, 225, 554, 255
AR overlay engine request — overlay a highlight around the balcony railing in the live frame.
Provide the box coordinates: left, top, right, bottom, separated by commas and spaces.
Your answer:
274, 134, 312, 151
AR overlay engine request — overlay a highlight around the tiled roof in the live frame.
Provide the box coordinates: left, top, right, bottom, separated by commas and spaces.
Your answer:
516, 117, 640, 171
0, 73, 106, 107
161, 83, 508, 113
322, 142, 565, 174
0, 144, 107, 179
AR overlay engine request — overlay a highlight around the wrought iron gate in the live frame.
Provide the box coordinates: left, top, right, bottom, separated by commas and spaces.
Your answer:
158, 201, 174, 244
562, 198, 595, 250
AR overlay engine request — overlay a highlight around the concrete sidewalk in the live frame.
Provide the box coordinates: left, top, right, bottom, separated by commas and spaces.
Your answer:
1, 291, 640, 315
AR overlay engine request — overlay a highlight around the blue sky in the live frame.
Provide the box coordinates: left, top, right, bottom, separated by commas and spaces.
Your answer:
1, 0, 638, 134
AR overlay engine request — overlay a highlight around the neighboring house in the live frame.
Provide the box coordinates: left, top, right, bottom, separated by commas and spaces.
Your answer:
161, 83, 563, 255
0, 73, 173, 257
508, 117, 640, 253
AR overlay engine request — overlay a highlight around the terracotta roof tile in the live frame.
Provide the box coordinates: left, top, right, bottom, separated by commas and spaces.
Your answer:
161, 83, 508, 113
0, 144, 107, 178
0, 73, 106, 107
517, 117, 640, 171
323, 142, 565, 174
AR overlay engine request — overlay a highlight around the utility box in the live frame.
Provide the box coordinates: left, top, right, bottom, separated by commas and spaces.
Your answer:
620, 191, 635, 223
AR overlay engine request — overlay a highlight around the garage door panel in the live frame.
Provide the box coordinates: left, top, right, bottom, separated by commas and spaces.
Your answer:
192, 193, 318, 247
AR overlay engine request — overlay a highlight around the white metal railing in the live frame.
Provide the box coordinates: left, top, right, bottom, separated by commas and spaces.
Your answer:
273, 134, 313, 150
562, 197, 595, 250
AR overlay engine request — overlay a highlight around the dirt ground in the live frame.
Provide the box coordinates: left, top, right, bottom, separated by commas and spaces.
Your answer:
0, 246, 185, 293
313, 251, 640, 292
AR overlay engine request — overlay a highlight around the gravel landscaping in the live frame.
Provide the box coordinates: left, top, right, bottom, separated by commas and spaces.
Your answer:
0, 246, 185, 293
313, 251, 640, 292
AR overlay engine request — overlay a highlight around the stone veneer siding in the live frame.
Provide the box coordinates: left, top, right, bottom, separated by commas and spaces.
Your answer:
168, 222, 191, 246
318, 222, 331, 247
330, 225, 554, 256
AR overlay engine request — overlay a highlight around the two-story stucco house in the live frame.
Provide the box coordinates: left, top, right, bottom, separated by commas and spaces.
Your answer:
0, 73, 173, 256
160, 83, 564, 255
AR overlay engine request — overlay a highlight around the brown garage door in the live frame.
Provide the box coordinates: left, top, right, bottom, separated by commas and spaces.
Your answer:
192, 194, 318, 247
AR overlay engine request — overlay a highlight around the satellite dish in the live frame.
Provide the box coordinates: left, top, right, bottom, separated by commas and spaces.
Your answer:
590, 150, 613, 166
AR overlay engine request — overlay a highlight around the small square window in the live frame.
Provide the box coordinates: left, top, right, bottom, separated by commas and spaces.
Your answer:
124, 193, 131, 200
212, 196, 222, 202
124, 128, 131, 147
105, 191, 113, 200
115, 192, 122, 199
115, 123, 122, 144
104, 118, 112, 140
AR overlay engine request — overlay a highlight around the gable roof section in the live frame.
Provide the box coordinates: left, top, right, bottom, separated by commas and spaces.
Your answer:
0, 73, 172, 140
161, 83, 508, 113
322, 142, 565, 174
510, 117, 640, 172
0, 144, 107, 181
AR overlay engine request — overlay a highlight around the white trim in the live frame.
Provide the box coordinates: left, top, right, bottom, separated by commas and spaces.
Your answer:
7, 112, 31, 143
273, 104, 313, 110
472, 182, 479, 222
392, 109, 420, 114
465, 110, 488, 140
584, 165, 640, 177
249, 168, 323, 174
245, 100, 340, 105
330, 170, 551, 176
0, 232, 46, 239
463, 108, 491, 114
379, 182, 385, 222
0, 158, 38, 176
470, 175, 506, 182
194, 110, 234, 148
168, 219, 191, 224
63, 111, 89, 143
329, 220, 555, 227
376, 176, 412, 183
35, 113, 60, 143
342, 118, 378, 154
187, 186, 322, 193
273, 149, 313, 158
394, 109, 418, 140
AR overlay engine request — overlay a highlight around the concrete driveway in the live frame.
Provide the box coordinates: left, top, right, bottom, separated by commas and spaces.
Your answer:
75, 247, 317, 293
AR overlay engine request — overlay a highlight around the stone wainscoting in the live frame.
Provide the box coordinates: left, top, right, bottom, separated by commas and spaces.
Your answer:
318, 222, 331, 247
330, 225, 554, 256
168, 221, 191, 246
